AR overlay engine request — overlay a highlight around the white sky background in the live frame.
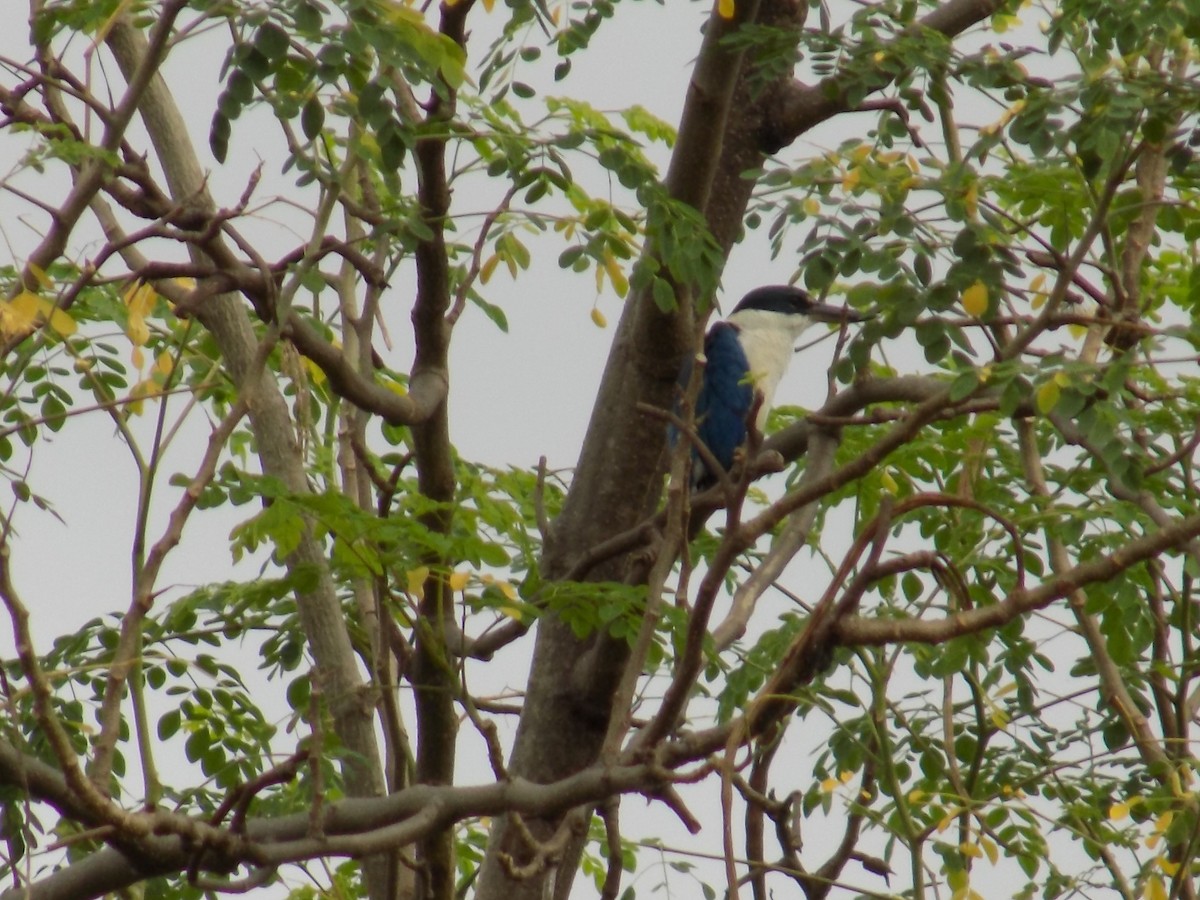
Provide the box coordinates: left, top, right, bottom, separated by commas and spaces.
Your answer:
0, 1, 1106, 898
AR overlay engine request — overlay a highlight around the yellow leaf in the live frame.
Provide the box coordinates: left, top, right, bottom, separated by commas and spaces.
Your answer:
591, 306, 608, 328
803, 197, 820, 216
937, 808, 959, 832
717, 0, 734, 19
155, 351, 175, 377
124, 281, 157, 316
992, 12, 1021, 33
5, 292, 43, 334
481, 0, 494, 9
448, 571, 470, 591
497, 581, 517, 601
964, 182, 978, 218
880, 470, 899, 495
303, 357, 328, 385
1036, 380, 1059, 413
962, 281, 988, 317
46, 306, 76, 337
123, 281, 157, 347
1068, 323, 1088, 340
1158, 857, 1181, 877
407, 566, 430, 598
595, 261, 606, 294
1145, 873, 1167, 900
839, 770, 854, 784
959, 841, 982, 859
820, 777, 839, 793
131, 346, 145, 371
26, 263, 54, 290
1108, 800, 1131, 821
5, 291, 76, 338
499, 605, 523, 620
603, 251, 628, 298
980, 836, 999, 865
136, 377, 162, 399
842, 167, 861, 191
126, 378, 159, 416
908, 789, 925, 804
480, 253, 500, 284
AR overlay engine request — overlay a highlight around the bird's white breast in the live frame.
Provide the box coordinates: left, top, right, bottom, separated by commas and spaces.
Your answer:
727, 308, 815, 427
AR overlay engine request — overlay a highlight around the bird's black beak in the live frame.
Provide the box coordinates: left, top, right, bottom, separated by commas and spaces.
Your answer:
805, 302, 872, 324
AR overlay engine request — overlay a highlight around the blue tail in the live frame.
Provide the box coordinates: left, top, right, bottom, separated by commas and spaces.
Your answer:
673, 323, 752, 489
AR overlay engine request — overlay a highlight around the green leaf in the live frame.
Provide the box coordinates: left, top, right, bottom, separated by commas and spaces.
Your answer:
286, 676, 311, 711
902, 571, 923, 601
652, 277, 676, 311
158, 709, 181, 740
803, 255, 835, 292
209, 111, 231, 163
469, 294, 509, 332
949, 370, 979, 402
300, 95, 325, 140
254, 22, 290, 61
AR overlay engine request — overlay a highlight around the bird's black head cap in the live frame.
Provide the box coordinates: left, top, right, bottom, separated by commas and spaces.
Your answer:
730, 285, 868, 323
730, 285, 816, 316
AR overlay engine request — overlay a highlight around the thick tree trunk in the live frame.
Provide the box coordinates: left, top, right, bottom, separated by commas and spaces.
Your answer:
474, 4, 808, 900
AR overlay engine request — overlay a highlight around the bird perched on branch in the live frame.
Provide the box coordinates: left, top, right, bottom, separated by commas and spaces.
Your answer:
680, 285, 867, 489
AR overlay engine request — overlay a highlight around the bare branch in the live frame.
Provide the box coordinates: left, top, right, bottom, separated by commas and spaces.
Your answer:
89, 398, 249, 789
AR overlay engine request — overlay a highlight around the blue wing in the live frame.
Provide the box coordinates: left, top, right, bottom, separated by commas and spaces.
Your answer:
673, 323, 752, 489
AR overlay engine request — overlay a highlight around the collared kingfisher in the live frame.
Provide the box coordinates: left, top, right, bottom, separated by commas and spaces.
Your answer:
682, 285, 866, 489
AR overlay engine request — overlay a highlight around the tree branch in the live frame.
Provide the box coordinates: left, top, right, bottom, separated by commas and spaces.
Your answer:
834, 509, 1200, 651
770, 0, 1008, 148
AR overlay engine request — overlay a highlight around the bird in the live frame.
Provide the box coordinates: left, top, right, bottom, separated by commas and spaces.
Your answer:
679, 285, 867, 489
